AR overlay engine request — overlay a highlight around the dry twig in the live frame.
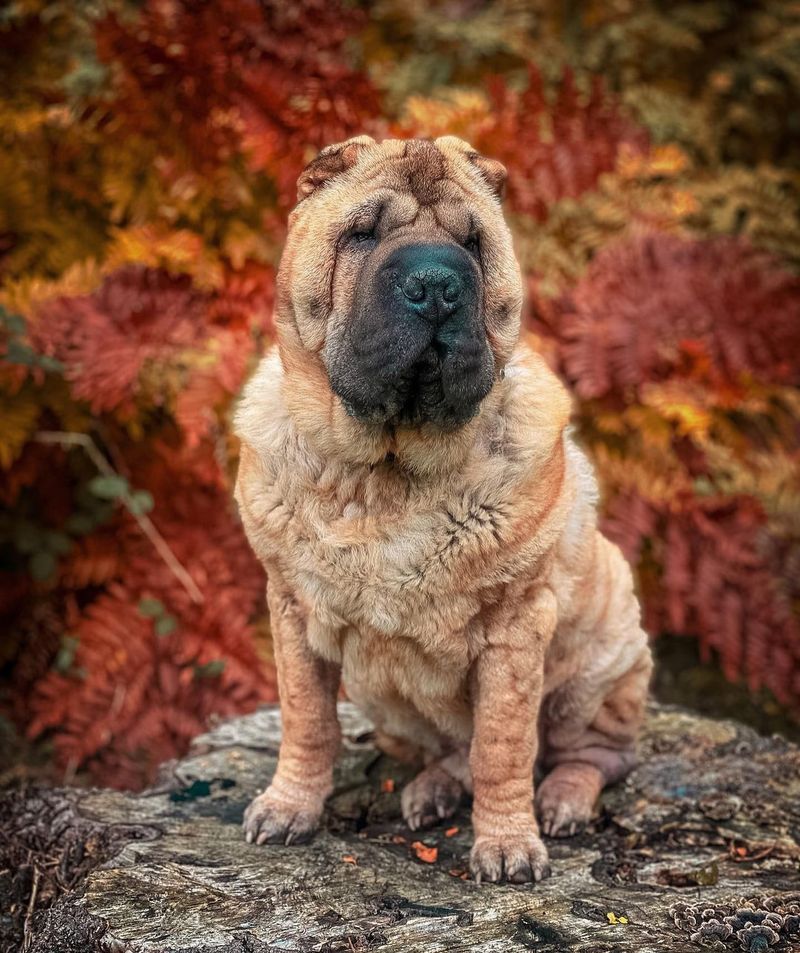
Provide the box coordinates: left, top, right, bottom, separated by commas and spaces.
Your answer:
34, 431, 204, 604
21, 864, 40, 953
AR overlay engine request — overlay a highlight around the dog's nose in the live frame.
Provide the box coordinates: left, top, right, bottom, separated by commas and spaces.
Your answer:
401, 270, 462, 308
389, 243, 473, 323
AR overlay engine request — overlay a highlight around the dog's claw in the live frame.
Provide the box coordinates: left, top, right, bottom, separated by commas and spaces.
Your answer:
243, 788, 322, 847
470, 830, 550, 885
537, 789, 592, 838
402, 765, 463, 832
536, 769, 598, 837
533, 859, 552, 882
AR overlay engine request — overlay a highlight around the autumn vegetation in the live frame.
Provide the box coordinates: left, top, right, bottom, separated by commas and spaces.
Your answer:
1, 0, 798, 787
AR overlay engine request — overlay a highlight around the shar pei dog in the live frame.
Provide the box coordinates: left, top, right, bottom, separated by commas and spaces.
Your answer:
234, 136, 653, 884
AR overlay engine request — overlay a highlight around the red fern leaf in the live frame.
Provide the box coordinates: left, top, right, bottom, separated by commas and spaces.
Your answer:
556, 231, 800, 397
475, 66, 648, 220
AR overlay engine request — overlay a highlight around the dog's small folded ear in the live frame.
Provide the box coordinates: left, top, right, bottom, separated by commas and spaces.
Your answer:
468, 152, 507, 200
296, 136, 375, 202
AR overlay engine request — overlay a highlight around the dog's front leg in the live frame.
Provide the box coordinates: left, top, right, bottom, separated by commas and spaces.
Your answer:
469, 587, 556, 884
243, 568, 341, 846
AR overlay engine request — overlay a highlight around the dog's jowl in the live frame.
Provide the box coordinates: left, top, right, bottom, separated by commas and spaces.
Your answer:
234, 136, 652, 884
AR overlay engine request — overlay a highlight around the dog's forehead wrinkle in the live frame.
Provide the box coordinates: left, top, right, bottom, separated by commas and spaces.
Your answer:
431, 202, 473, 240
347, 163, 485, 231
343, 197, 385, 229
376, 181, 492, 242
380, 191, 420, 232
392, 140, 448, 207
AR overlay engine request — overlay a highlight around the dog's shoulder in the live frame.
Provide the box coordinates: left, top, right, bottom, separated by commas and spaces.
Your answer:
234, 348, 292, 461
484, 343, 572, 476
233, 349, 304, 554
477, 344, 601, 566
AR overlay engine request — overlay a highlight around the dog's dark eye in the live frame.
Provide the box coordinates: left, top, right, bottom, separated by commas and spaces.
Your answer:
464, 233, 480, 255
349, 229, 376, 245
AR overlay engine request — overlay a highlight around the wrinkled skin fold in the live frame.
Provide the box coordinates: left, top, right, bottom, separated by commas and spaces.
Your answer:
234, 136, 653, 884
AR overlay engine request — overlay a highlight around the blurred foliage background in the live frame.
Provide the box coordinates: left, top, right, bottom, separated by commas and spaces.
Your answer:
1, 0, 799, 788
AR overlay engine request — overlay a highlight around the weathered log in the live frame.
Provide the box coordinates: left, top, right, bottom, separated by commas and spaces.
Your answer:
2, 702, 799, 953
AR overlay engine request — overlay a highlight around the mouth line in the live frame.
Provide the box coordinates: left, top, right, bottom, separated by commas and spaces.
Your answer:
344, 345, 483, 430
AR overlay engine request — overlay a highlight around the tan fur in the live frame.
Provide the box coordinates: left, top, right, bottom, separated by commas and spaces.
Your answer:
235, 137, 652, 882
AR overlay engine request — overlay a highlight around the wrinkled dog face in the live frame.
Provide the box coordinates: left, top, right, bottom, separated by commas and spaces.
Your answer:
279, 137, 523, 430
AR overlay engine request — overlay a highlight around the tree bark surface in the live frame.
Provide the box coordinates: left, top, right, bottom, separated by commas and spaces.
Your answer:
4, 702, 800, 953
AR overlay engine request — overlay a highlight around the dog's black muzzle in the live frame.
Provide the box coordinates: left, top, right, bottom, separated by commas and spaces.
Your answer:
326, 241, 495, 429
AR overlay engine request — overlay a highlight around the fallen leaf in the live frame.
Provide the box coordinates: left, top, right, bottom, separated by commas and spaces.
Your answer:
411, 840, 438, 864
730, 843, 775, 863
381, 778, 395, 793
656, 860, 718, 887
445, 826, 459, 837
391, 834, 407, 845
342, 855, 358, 865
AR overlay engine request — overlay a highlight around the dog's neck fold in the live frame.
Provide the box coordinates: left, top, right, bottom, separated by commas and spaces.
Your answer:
264, 345, 567, 492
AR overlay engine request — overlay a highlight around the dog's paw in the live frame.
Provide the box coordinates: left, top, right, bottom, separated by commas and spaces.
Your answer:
536, 771, 597, 838
470, 829, 551, 884
401, 764, 463, 831
243, 787, 322, 846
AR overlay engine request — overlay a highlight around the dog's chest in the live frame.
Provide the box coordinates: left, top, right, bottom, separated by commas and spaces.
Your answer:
297, 475, 504, 639
242, 449, 541, 645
